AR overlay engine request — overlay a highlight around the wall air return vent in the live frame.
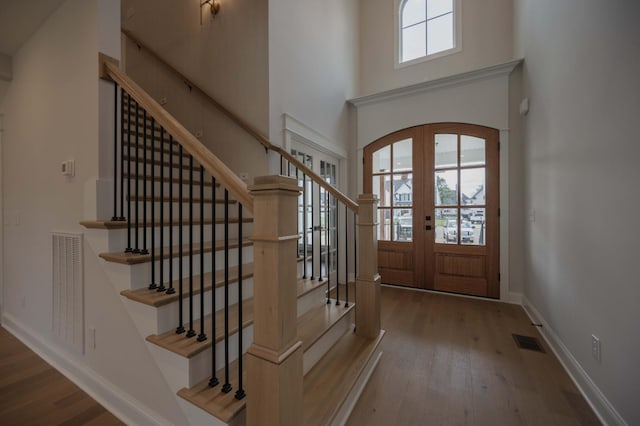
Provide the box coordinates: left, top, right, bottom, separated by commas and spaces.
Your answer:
52, 232, 84, 354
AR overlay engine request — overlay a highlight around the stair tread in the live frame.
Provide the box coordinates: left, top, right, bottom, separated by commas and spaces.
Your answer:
99, 238, 252, 265
121, 263, 255, 307
177, 357, 247, 424
81, 217, 253, 230
303, 330, 385, 426
146, 298, 255, 358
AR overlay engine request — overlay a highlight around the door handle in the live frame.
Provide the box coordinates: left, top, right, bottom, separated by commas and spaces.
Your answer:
425, 225, 432, 231
425, 215, 431, 221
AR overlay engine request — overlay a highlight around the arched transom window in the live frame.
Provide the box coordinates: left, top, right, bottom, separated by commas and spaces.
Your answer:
399, 0, 457, 63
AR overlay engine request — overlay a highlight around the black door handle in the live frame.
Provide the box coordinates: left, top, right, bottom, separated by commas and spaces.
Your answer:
425, 225, 432, 230
425, 215, 431, 221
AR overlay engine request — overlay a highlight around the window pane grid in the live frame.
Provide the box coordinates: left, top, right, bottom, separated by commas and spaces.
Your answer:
401, 0, 455, 63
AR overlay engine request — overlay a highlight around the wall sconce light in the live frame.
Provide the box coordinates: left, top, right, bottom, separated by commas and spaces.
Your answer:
200, 0, 220, 23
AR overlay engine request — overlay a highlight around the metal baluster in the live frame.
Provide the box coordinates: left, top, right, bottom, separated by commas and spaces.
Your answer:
187, 155, 196, 338
326, 190, 331, 304
112, 83, 118, 221
141, 110, 149, 255
133, 102, 140, 253
317, 183, 321, 280
125, 94, 133, 253
148, 123, 157, 290
280, 155, 283, 175
302, 173, 307, 279
310, 181, 315, 280
176, 145, 186, 335
221, 190, 232, 393
345, 205, 349, 308
156, 130, 166, 292
197, 166, 207, 342
209, 176, 219, 388
118, 88, 125, 221
235, 204, 246, 400
166, 134, 176, 295
335, 197, 340, 306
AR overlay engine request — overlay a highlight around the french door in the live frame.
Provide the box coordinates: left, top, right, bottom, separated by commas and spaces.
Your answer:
363, 123, 500, 298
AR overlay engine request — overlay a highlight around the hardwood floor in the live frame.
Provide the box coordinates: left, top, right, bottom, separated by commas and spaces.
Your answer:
0, 286, 601, 426
0, 327, 124, 426
347, 286, 601, 426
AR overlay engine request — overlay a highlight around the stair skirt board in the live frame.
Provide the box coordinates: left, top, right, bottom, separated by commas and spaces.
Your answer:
147, 324, 254, 391
122, 279, 254, 337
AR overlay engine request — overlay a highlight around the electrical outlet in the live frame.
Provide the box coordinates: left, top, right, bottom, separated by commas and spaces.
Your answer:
591, 334, 601, 363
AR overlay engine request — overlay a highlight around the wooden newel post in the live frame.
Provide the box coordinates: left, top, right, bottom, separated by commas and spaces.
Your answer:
246, 175, 303, 426
356, 194, 381, 339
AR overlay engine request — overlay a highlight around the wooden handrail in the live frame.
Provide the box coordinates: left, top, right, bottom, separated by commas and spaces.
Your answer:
101, 56, 254, 211
121, 29, 359, 214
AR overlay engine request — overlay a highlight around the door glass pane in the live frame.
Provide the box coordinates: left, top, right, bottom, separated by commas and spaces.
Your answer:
378, 209, 391, 241
393, 138, 412, 172
461, 135, 485, 167
435, 208, 457, 244
461, 208, 485, 246
435, 134, 457, 169
460, 168, 485, 206
393, 209, 413, 241
435, 170, 457, 206
372, 175, 392, 207
372, 145, 391, 173
392, 173, 412, 207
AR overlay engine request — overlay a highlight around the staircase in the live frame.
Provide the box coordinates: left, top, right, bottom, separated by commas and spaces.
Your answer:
85, 55, 384, 425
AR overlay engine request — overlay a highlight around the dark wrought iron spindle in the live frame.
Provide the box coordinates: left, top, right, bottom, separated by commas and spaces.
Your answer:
197, 166, 207, 342
345, 205, 349, 308
118, 88, 125, 221
141, 110, 148, 255
222, 189, 232, 394
176, 145, 186, 334
187, 155, 196, 338
125, 95, 133, 253
235, 204, 245, 400
156, 129, 166, 292
133, 102, 140, 253
166, 134, 175, 295
335, 197, 340, 306
302, 173, 307, 279
112, 83, 118, 221
209, 176, 219, 388
148, 124, 157, 290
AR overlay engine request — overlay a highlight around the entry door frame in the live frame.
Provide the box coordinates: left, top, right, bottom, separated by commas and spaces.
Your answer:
363, 122, 502, 298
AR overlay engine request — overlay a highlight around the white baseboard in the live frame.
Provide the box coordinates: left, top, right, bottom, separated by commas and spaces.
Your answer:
2, 313, 174, 426
521, 297, 627, 426
506, 291, 523, 305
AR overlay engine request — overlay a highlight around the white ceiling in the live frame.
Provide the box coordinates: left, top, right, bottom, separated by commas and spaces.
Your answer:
0, 0, 67, 56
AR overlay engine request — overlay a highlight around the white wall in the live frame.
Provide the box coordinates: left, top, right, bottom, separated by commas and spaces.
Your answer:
122, 0, 270, 183
359, 0, 513, 95
515, 0, 640, 424
0, 1, 188, 424
268, 0, 359, 167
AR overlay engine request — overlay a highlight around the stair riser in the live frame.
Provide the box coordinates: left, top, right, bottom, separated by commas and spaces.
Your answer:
297, 281, 329, 318
107, 224, 252, 248
147, 325, 254, 391
105, 246, 254, 291
122, 278, 254, 337
303, 310, 354, 375
117, 201, 244, 220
